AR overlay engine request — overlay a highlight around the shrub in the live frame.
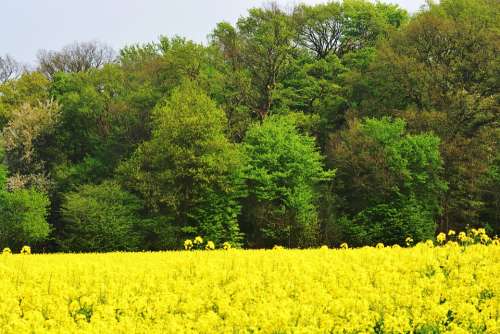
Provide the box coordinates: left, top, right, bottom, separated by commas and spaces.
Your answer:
59, 181, 143, 252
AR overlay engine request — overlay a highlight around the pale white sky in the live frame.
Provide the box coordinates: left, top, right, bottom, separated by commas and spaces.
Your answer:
2, 0, 427, 64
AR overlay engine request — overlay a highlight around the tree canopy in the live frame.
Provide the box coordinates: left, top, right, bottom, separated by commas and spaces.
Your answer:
0, 0, 497, 251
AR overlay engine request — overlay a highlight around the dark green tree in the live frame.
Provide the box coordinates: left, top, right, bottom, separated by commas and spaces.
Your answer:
0, 147, 50, 250
327, 117, 446, 246
349, 0, 499, 231
119, 81, 246, 245
293, 0, 407, 59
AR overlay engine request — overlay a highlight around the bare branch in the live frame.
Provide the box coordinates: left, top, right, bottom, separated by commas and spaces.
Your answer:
37, 41, 115, 78
0, 54, 24, 84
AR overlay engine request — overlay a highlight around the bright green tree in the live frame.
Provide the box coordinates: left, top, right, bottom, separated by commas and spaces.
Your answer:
242, 115, 333, 248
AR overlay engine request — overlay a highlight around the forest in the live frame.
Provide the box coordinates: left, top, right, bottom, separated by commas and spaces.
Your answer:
0, 0, 498, 252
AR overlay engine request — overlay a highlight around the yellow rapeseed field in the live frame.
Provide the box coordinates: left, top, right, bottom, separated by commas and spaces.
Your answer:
0, 243, 499, 333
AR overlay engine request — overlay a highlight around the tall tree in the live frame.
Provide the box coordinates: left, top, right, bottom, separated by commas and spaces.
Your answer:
235, 4, 296, 119
242, 115, 333, 248
293, 0, 407, 59
327, 117, 446, 246
353, 0, 500, 231
0, 146, 50, 250
119, 81, 246, 246
2, 99, 60, 191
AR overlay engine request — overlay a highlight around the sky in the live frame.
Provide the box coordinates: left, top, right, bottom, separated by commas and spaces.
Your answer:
2, 0, 427, 65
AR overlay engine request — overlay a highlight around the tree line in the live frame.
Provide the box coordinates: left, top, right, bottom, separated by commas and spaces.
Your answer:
0, 0, 498, 251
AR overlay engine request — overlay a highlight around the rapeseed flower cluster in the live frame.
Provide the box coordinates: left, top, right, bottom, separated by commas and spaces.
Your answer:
20, 245, 31, 255
436, 232, 446, 244
183, 236, 223, 250
2, 246, 31, 255
183, 239, 193, 250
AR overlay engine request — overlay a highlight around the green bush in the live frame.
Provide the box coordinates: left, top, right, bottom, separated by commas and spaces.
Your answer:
59, 181, 143, 252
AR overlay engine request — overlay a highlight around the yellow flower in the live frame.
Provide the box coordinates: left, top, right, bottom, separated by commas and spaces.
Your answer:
471, 228, 479, 237
68, 300, 80, 313
405, 237, 413, 247
480, 234, 490, 244
425, 240, 434, 248
223, 242, 232, 250
184, 239, 193, 250
205, 241, 215, 250
340, 243, 348, 250
478, 228, 486, 235
458, 232, 467, 242
320, 245, 329, 250
21, 245, 31, 255
272, 245, 284, 250
0, 240, 498, 332
80, 296, 92, 307
375, 243, 384, 249
194, 236, 203, 245
436, 232, 446, 244
448, 230, 456, 236
2, 247, 11, 255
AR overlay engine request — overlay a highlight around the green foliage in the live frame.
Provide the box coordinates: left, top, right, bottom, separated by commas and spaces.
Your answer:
59, 181, 142, 252
242, 115, 333, 247
0, 148, 50, 249
351, 0, 499, 230
0, 188, 50, 249
119, 81, 245, 245
293, 0, 408, 59
2, 100, 60, 186
0, 72, 50, 129
328, 117, 446, 246
50, 65, 143, 165
235, 6, 296, 119
342, 199, 437, 246
479, 153, 500, 233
